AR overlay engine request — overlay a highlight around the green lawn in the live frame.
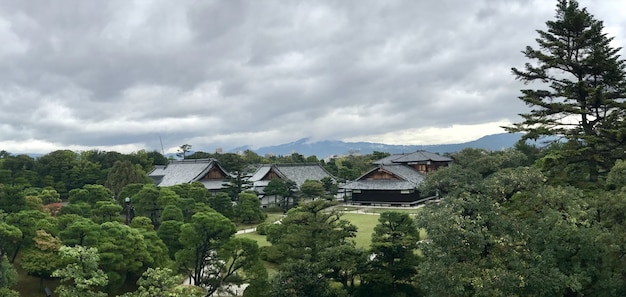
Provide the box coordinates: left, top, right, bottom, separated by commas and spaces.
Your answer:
341, 213, 380, 248
235, 212, 283, 230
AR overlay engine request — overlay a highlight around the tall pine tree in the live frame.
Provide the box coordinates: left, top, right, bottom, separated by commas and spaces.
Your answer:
508, 0, 626, 182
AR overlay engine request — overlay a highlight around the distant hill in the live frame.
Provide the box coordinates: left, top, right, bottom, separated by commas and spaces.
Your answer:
232, 133, 527, 157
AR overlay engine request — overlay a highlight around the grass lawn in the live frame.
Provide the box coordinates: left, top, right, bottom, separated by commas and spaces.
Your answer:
235, 212, 283, 230
341, 213, 380, 248
236, 231, 271, 247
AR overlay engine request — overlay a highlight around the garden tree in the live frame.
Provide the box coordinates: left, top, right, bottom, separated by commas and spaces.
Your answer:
160, 204, 184, 222
68, 184, 114, 208
39, 187, 61, 204
127, 149, 159, 173
418, 164, 482, 197
96, 222, 154, 292
592, 188, 626, 295
59, 217, 100, 246
234, 191, 266, 224
20, 230, 63, 284
34, 150, 79, 196
135, 228, 171, 270
93, 200, 123, 223
481, 166, 546, 201
265, 200, 356, 265
208, 238, 267, 297
6, 210, 56, 262
69, 157, 102, 188
176, 210, 256, 296
269, 259, 338, 297
24, 194, 44, 211
147, 150, 169, 166
52, 245, 108, 297
130, 216, 154, 231
59, 202, 93, 218
0, 255, 17, 294
0, 184, 26, 213
132, 184, 161, 225
117, 183, 146, 206
371, 151, 391, 161
222, 169, 253, 201
299, 179, 326, 200
0, 222, 21, 259
118, 267, 204, 297
157, 187, 182, 210
177, 144, 192, 160
507, 186, 604, 296
104, 160, 150, 199
319, 243, 367, 293
606, 159, 626, 190
320, 176, 339, 197
0, 169, 11, 184
208, 192, 234, 219
170, 182, 209, 204
508, 0, 626, 182
360, 212, 421, 296
263, 178, 298, 211
416, 192, 530, 296
157, 220, 183, 259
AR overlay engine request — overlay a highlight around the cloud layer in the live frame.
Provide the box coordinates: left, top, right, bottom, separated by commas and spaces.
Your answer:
0, 0, 625, 154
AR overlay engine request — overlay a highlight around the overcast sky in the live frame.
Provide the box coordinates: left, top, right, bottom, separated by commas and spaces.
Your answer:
0, 0, 625, 155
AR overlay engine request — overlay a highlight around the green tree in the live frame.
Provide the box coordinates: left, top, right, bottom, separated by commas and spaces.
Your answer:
157, 220, 183, 259
0, 255, 17, 292
300, 179, 326, 200
507, 0, 626, 182
118, 267, 204, 297
208, 192, 234, 219
93, 200, 123, 223
175, 210, 238, 295
20, 230, 63, 284
59, 217, 100, 246
0, 184, 26, 214
52, 245, 108, 297
104, 160, 149, 199
96, 222, 153, 292
361, 212, 421, 296
177, 144, 192, 160
0, 223, 21, 260
234, 191, 266, 224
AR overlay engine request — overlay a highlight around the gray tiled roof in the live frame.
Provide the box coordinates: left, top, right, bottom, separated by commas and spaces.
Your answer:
373, 150, 452, 165
344, 164, 424, 190
248, 163, 335, 187
148, 159, 227, 187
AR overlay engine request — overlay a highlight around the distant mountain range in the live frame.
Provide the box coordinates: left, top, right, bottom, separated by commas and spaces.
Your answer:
230, 132, 528, 158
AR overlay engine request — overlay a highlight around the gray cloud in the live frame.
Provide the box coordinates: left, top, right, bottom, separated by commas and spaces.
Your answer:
0, 0, 624, 154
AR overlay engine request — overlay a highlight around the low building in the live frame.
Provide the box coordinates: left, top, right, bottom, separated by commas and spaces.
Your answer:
248, 163, 336, 206
148, 159, 231, 193
344, 150, 452, 206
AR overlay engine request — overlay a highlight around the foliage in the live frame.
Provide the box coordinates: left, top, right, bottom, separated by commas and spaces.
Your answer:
52, 245, 108, 297
118, 267, 204, 297
0, 255, 17, 290
104, 160, 150, 199
361, 212, 421, 296
507, 0, 626, 182
234, 191, 266, 224
208, 192, 234, 219
175, 210, 236, 295
299, 179, 326, 200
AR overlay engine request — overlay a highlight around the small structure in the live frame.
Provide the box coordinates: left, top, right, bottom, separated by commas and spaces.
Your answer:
344, 150, 452, 206
248, 163, 336, 206
148, 159, 231, 193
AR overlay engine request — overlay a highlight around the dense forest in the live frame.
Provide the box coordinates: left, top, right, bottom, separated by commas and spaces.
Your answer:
2, 0, 626, 296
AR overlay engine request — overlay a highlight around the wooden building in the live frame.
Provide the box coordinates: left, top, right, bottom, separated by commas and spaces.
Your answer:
148, 158, 231, 193
344, 151, 452, 206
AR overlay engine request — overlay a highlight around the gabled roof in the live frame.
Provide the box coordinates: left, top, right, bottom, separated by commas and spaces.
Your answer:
373, 150, 452, 165
148, 159, 230, 188
248, 163, 335, 187
343, 164, 424, 190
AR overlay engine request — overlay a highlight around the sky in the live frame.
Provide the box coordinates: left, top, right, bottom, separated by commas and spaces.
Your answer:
0, 0, 625, 155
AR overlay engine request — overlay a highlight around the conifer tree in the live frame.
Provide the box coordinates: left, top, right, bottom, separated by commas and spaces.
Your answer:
508, 0, 626, 181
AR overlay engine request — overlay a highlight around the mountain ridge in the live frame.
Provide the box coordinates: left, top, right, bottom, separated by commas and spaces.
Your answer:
229, 132, 527, 157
